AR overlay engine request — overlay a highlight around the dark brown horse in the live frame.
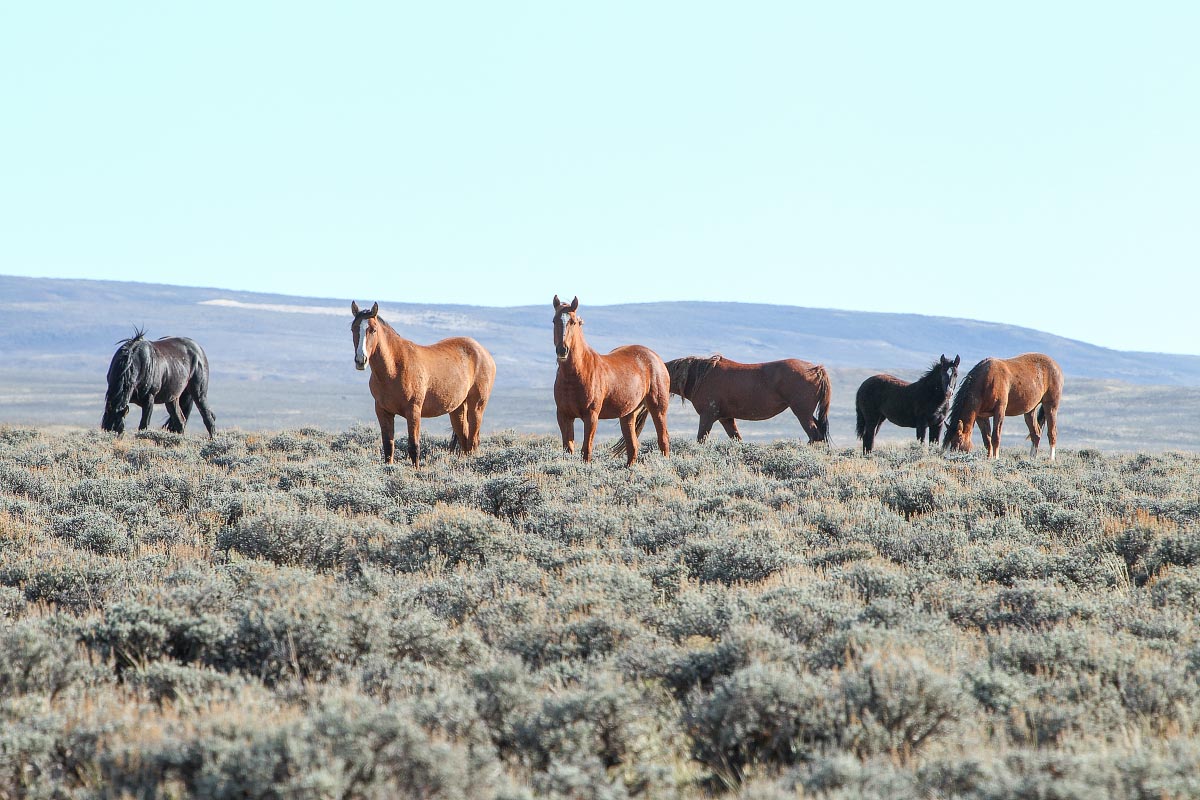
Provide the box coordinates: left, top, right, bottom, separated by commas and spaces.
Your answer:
855, 354, 959, 454
943, 353, 1063, 460
664, 355, 832, 443
351, 302, 496, 466
552, 295, 669, 466
101, 330, 216, 438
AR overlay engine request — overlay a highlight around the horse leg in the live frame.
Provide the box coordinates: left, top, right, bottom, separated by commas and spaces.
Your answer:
791, 404, 822, 444
466, 389, 489, 452
178, 393, 194, 425
557, 410, 576, 455
975, 417, 992, 456
1045, 405, 1059, 462
719, 418, 742, 441
405, 412, 422, 467
916, 422, 927, 445
929, 419, 945, 449
696, 412, 718, 443
991, 405, 1007, 458
1024, 411, 1041, 458
580, 411, 600, 462
190, 390, 217, 438
375, 404, 396, 464
448, 404, 469, 455
651, 403, 669, 457
138, 399, 154, 431
618, 413, 639, 467
862, 417, 884, 453
164, 400, 185, 434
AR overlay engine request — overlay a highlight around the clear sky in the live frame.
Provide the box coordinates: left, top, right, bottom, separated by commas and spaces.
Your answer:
2, 4, 1197, 354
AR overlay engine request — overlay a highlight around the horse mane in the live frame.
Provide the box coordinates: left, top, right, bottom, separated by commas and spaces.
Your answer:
944, 359, 984, 440
665, 354, 722, 399
107, 327, 149, 405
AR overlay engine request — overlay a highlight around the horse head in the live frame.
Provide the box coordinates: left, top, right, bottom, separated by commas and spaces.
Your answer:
350, 301, 380, 371
551, 295, 581, 363
944, 418, 973, 452
936, 354, 961, 400
101, 329, 146, 434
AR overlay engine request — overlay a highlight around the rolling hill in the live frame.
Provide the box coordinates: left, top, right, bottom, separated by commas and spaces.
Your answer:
2, 274, 1198, 449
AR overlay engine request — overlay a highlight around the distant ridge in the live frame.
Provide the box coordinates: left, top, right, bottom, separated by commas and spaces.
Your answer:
3, 274, 1198, 387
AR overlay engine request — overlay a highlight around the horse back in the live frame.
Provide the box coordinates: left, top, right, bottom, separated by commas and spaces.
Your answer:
968, 353, 1062, 416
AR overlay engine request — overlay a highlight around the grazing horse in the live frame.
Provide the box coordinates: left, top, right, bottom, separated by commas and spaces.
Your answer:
351, 301, 495, 466
855, 354, 960, 454
943, 353, 1063, 460
101, 329, 217, 437
552, 295, 669, 466
664, 355, 832, 443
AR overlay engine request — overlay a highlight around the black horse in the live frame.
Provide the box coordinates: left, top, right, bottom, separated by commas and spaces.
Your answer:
101, 330, 217, 437
855, 354, 959, 454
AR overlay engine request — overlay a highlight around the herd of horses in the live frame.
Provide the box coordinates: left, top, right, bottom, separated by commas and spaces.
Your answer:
101, 297, 1065, 464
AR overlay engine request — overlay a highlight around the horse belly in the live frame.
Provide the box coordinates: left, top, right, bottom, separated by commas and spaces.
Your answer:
715, 393, 788, 421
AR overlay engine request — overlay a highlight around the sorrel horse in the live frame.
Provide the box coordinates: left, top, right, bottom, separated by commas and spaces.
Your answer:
101, 329, 217, 437
552, 295, 670, 466
943, 352, 1063, 460
855, 354, 960, 454
664, 355, 832, 443
351, 301, 496, 466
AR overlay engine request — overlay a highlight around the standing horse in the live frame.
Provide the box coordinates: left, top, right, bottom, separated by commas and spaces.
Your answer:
552, 295, 669, 466
943, 353, 1063, 460
855, 354, 960, 454
664, 355, 832, 443
101, 329, 217, 437
351, 302, 495, 466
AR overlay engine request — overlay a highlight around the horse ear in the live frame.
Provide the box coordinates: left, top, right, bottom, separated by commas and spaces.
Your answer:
568, 296, 579, 312
940, 354, 947, 364
369, 302, 379, 317
552, 294, 562, 310
351, 301, 360, 315
953, 355, 960, 367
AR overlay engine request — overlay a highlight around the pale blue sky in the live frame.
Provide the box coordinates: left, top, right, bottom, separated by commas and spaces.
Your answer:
2, 4, 1196, 354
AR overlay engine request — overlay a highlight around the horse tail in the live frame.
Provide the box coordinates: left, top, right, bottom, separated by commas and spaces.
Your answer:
609, 403, 651, 459
1037, 404, 1046, 428
855, 404, 866, 441
814, 366, 832, 443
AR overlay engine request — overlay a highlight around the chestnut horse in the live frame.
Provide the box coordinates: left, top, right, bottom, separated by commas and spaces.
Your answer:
351, 302, 495, 466
855, 354, 959, 454
943, 353, 1063, 460
664, 355, 832, 443
552, 295, 669, 466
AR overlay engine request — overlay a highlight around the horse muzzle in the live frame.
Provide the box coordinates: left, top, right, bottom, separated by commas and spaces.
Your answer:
556, 346, 569, 363
355, 359, 367, 371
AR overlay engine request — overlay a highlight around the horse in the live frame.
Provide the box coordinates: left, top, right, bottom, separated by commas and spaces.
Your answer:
855, 354, 960, 454
552, 295, 670, 466
943, 353, 1063, 460
101, 329, 217, 438
351, 301, 495, 466
663, 354, 832, 443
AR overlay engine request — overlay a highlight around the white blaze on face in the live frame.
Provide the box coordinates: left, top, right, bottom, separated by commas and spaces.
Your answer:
356, 318, 369, 366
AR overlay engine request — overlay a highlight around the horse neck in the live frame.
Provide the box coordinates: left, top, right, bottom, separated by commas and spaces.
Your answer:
912, 370, 945, 404
559, 329, 599, 380
370, 323, 413, 374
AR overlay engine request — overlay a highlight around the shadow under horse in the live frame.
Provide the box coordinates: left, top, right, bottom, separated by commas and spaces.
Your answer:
664, 355, 832, 443
943, 352, 1063, 460
101, 330, 217, 437
855, 354, 959, 454
552, 295, 670, 466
